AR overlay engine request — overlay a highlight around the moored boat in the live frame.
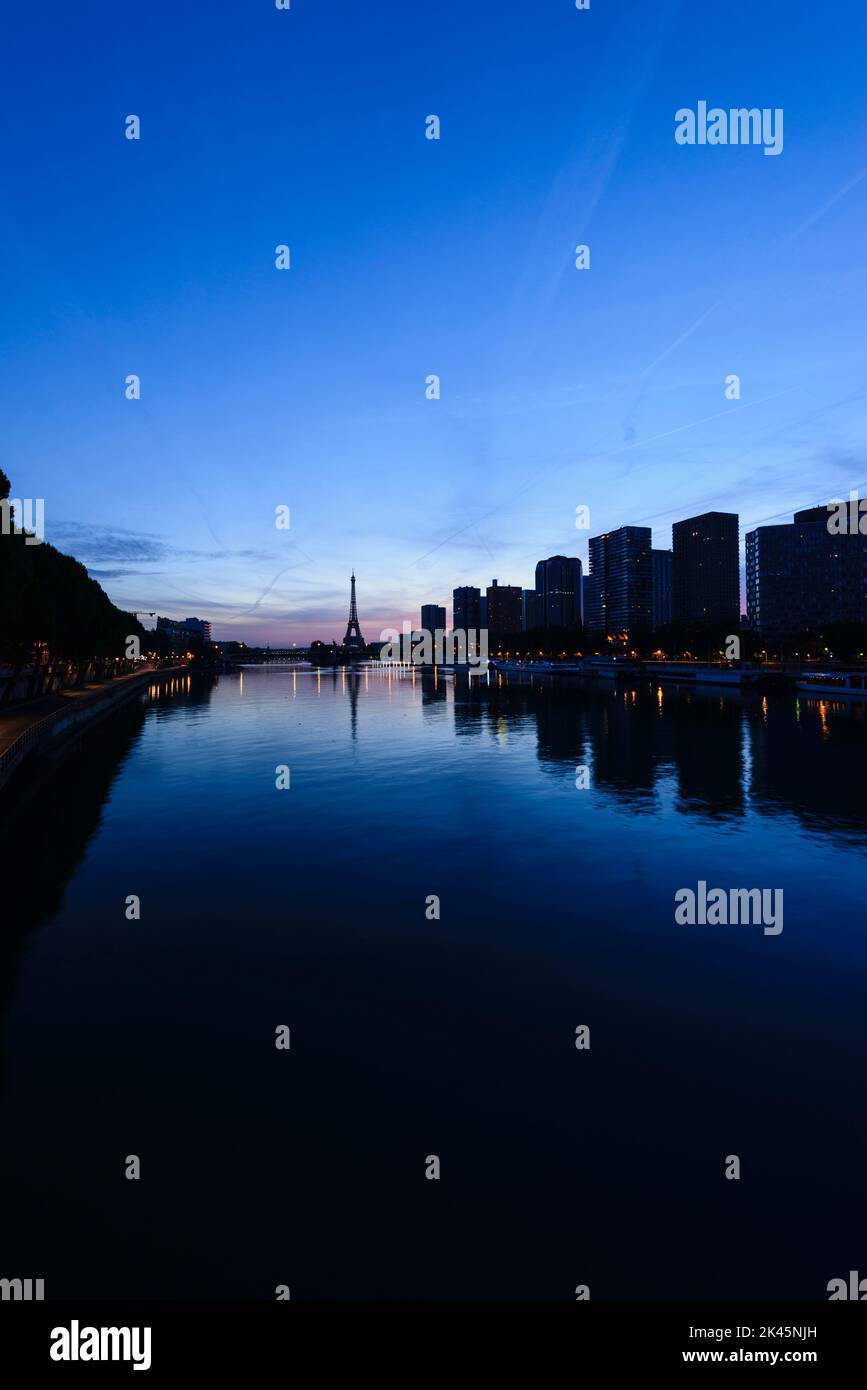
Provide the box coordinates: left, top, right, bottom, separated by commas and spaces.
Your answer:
796, 670, 867, 698
644, 662, 760, 687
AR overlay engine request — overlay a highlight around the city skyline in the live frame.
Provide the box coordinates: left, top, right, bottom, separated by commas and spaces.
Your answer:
3, 1, 867, 644
23, 488, 863, 649
3, 1, 867, 1325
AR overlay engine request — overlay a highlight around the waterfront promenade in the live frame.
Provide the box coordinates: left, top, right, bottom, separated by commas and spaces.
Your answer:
0, 663, 188, 792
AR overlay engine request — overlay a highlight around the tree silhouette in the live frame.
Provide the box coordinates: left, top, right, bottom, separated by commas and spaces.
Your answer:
0, 470, 145, 685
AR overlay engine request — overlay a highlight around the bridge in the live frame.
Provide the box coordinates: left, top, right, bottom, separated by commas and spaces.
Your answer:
236, 648, 312, 663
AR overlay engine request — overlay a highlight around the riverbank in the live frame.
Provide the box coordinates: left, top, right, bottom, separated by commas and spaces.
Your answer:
0, 664, 188, 794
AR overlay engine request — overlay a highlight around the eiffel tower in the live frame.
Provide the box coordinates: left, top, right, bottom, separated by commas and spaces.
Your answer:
342, 571, 366, 651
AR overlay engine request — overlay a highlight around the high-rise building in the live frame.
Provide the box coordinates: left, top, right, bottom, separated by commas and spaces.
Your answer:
522, 589, 542, 631
420, 603, 447, 635
651, 550, 672, 629
587, 527, 652, 635
156, 615, 211, 648
486, 579, 522, 636
453, 586, 481, 636
534, 555, 582, 629
184, 617, 211, 642
672, 512, 739, 626
746, 506, 867, 637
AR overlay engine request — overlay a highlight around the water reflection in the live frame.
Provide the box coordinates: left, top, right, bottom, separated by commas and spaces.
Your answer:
0, 674, 217, 1030
0, 664, 865, 1301
3, 669, 865, 963
453, 672, 867, 841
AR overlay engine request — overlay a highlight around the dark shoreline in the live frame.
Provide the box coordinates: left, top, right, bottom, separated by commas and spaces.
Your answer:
0, 665, 191, 799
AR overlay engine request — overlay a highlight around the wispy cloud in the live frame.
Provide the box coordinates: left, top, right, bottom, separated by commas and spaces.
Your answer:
50, 523, 168, 564
50, 520, 281, 569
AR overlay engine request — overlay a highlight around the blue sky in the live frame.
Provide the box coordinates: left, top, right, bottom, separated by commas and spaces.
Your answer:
2, 0, 866, 642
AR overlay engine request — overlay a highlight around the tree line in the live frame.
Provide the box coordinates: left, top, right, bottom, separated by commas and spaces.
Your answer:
0, 468, 146, 693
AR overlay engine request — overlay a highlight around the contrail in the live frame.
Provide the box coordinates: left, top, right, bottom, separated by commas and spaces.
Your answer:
232, 563, 302, 617
786, 165, 867, 243
638, 301, 722, 378
410, 385, 799, 566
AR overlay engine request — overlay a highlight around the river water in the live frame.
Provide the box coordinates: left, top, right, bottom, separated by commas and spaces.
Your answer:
1, 664, 865, 1299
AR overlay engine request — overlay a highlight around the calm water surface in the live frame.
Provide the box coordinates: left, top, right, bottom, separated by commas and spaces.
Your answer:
2, 665, 866, 1299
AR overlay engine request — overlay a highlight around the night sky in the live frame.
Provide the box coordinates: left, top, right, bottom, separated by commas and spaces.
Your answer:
3, 0, 866, 641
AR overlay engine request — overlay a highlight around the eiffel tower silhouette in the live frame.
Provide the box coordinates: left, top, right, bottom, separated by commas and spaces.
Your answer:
342, 571, 366, 651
